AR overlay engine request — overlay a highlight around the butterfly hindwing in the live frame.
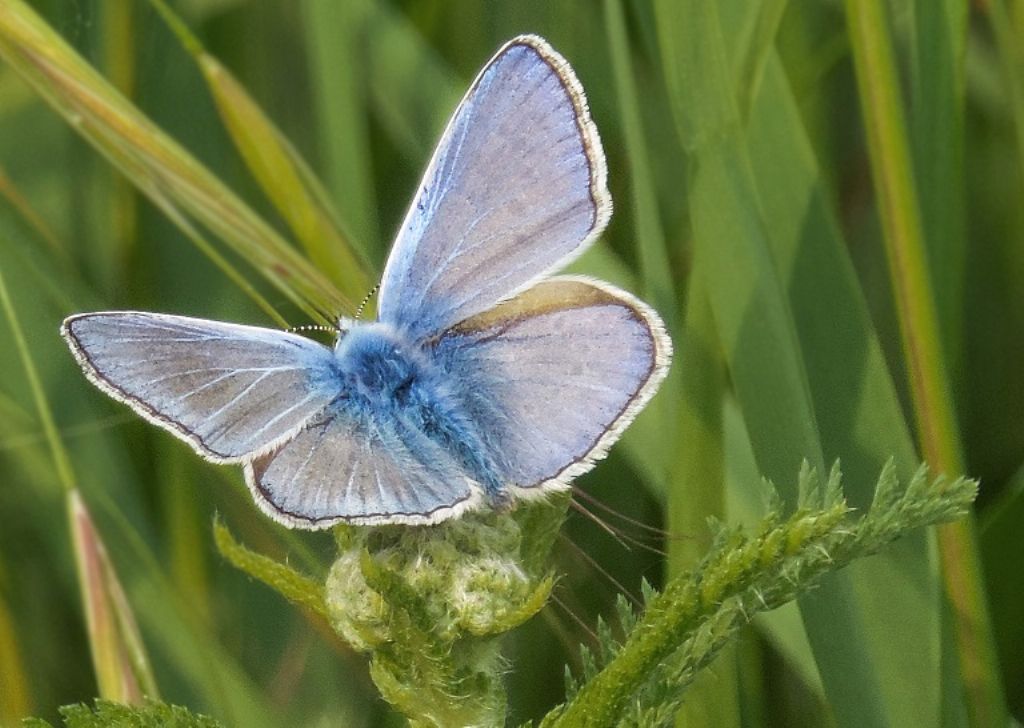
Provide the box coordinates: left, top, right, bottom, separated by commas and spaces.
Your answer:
245, 407, 476, 528
61, 312, 342, 462
377, 35, 610, 341
433, 276, 671, 491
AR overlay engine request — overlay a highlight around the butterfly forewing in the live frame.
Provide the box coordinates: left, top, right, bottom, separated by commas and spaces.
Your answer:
62, 313, 342, 462
377, 35, 610, 341
434, 277, 671, 490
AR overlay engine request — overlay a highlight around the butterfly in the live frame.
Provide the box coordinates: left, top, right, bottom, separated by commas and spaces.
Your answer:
61, 35, 672, 528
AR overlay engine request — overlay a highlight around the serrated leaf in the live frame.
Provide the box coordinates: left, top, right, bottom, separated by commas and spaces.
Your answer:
26, 698, 224, 728
540, 463, 976, 727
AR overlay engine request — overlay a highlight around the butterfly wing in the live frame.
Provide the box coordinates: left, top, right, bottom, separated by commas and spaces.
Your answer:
377, 35, 610, 341
61, 312, 342, 462
433, 276, 671, 491
245, 407, 477, 528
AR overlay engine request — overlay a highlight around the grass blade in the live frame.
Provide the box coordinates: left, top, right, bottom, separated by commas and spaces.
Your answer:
0, 262, 159, 703
0, 0, 347, 323
979, 463, 1024, 717
985, 0, 1024, 191
0, 585, 32, 722
93, 0, 137, 296
731, 0, 788, 118
603, 0, 675, 322
0, 256, 75, 494
196, 56, 370, 303
654, 2, 956, 725
843, 1, 1008, 724
146, 0, 372, 303
745, 54, 945, 725
359, 3, 462, 161
303, 0, 381, 263
655, 8, 886, 722
68, 490, 160, 702
601, 0, 680, 496
909, 0, 968, 374
843, 0, 962, 472
667, 273, 741, 726
87, 486, 286, 727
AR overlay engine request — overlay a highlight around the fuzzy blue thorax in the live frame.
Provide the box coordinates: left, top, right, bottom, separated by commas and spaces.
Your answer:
333, 322, 505, 499
333, 323, 427, 405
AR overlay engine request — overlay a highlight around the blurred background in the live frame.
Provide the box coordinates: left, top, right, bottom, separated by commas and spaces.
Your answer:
0, 1, 1021, 726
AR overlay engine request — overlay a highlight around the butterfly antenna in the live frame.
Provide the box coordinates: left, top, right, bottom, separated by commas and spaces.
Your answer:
286, 323, 336, 334
558, 533, 644, 609
572, 486, 688, 541
570, 498, 668, 557
355, 284, 380, 320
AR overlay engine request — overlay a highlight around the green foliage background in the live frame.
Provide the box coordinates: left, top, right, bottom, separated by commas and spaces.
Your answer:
0, 0, 1021, 726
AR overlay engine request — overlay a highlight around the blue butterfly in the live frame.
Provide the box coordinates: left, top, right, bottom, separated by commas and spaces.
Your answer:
61, 35, 672, 528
